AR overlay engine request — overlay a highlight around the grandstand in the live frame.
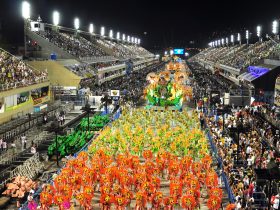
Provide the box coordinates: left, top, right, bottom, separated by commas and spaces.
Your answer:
190, 38, 280, 105
0, 48, 50, 124
25, 20, 156, 89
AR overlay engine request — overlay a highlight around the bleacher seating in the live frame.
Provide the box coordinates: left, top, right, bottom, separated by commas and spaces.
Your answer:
193, 40, 279, 69
37, 30, 108, 58
0, 49, 48, 91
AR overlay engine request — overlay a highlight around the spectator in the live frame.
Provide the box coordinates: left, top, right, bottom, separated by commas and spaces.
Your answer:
273, 194, 279, 210
11, 140, 16, 154
2, 139, 7, 151
30, 144, 36, 154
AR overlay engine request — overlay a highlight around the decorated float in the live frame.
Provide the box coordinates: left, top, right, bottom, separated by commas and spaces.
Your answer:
144, 69, 192, 110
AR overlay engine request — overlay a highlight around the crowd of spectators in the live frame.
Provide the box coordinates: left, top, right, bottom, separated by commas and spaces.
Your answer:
193, 40, 278, 70
0, 50, 48, 91
190, 62, 243, 103
190, 61, 280, 209
38, 30, 108, 58
96, 39, 153, 58
65, 61, 124, 78
91, 61, 164, 104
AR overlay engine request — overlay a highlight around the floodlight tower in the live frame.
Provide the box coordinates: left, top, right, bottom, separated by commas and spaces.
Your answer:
231, 35, 234, 45
237, 33, 241, 45
101, 26, 105, 37
272, 20, 279, 40
22, 1, 31, 56
74, 18, 79, 36
246, 30, 249, 45
226, 37, 229, 46
89, 23, 94, 40
53, 11, 59, 32
221, 38, 225, 46
122, 34, 126, 42
116, 32, 120, 41
257, 25, 262, 42
109, 29, 113, 39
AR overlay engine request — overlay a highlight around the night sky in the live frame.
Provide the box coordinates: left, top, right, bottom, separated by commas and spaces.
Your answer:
1, 0, 280, 52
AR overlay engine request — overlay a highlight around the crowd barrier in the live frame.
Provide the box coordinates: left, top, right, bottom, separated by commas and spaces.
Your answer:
19, 108, 122, 210
205, 122, 235, 204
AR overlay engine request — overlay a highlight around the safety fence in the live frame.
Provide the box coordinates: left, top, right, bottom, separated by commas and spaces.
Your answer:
205, 124, 235, 204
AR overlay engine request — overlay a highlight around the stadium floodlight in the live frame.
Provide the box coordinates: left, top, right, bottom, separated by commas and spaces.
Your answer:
116, 32, 120, 40
208, 42, 212, 47
215, 40, 218, 47
89, 23, 94, 34
257, 25, 261, 37
226, 37, 229, 45
218, 40, 221, 46
164, 51, 168, 55
22, 1, 31, 19
122, 34, 126, 41
135, 38, 138, 44
127, 36, 131, 42
74, 18, 79, 30
138, 39, 141, 45
221, 38, 224, 46
170, 49, 174, 55
53, 11, 59, 26
101, 26, 105, 36
230, 35, 234, 44
272, 20, 279, 35
237, 33, 241, 41
246, 30, 249, 39
131, 37, 135, 44
109, 29, 113, 38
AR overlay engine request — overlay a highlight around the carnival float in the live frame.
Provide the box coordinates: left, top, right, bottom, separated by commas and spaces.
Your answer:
144, 69, 192, 110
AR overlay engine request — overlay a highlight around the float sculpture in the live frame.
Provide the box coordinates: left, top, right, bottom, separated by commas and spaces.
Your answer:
144, 70, 192, 109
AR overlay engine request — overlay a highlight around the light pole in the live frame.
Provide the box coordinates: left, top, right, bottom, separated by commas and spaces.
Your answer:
116, 32, 120, 41
53, 11, 59, 31
246, 30, 249, 45
257, 25, 262, 42
122, 34, 126, 42
237, 33, 241, 45
101, 26, 105, 37
272, 20, 279, 39
89, 23, 94, 41
74, 18, 79, 36
22, 1, 31, 57
109, 29, 113, 39
231, 35, 234, 46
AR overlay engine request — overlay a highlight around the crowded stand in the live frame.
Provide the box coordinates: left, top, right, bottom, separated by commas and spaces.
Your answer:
37, 30, 108, 58
3, 1, 280, 209
92, 62, 165, 103
65, 61, 124, 78
96, 39, 154, 58
189, 61, 280, 209
0, 49, 48, 91
193, 40, 278, 70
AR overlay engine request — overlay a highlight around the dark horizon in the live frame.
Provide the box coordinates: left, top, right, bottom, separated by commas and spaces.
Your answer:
1, 0, 280, 53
